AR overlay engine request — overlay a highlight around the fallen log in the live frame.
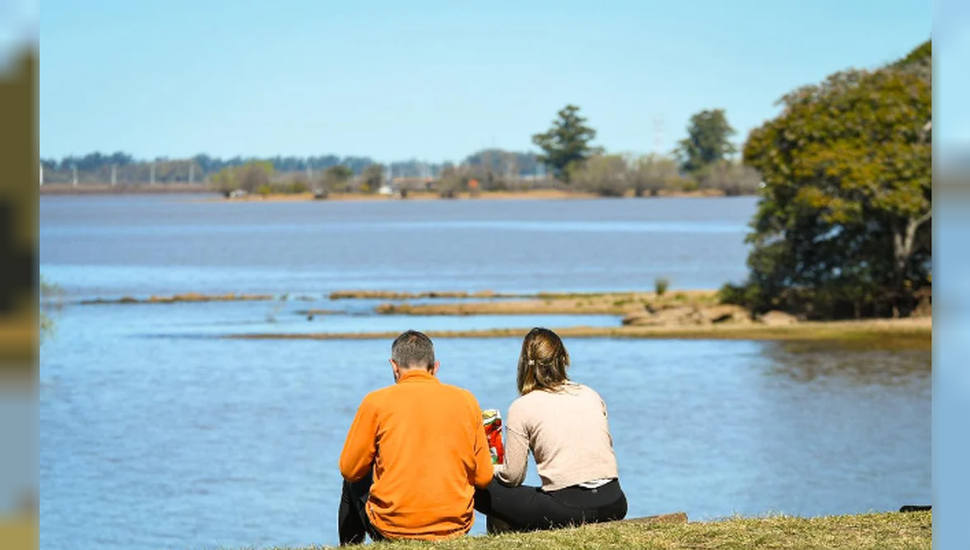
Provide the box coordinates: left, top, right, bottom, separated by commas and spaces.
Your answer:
486, 512, 687, 535
586, 512, 689, 527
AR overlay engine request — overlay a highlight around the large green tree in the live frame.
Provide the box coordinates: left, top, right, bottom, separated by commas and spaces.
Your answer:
675, 109, 737, 174
727, 40, 931, 319
532, 105, 603, 182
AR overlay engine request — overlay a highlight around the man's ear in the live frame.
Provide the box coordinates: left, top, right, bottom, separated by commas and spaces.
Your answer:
430, 361, 440, 376
389, 359, 401, 381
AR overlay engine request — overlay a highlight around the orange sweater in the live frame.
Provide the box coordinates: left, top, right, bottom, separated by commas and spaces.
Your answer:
339, 369, 494, 540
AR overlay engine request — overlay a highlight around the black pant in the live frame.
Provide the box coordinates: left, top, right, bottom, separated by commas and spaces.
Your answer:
474, 478, 627, 532
337, 472, 386, 545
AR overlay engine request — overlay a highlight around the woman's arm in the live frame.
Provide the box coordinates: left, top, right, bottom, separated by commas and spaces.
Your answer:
494, 405, 529, 486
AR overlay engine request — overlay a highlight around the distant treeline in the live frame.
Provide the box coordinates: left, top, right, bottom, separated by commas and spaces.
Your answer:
39, 149, 544, 186
42, 103, 762, 197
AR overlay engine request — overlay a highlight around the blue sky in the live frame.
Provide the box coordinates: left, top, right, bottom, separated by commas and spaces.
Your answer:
40, 0, 932, 164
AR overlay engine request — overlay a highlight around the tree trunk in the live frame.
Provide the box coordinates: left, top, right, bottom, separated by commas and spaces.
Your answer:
893, 215, 930, 276
891, 212, 931, 316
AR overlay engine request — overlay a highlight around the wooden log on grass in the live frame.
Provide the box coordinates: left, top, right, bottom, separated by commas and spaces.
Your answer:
486, 512, 688, 535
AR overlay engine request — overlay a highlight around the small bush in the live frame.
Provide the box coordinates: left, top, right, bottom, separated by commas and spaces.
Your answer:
677, 177, 699, 192
256, 184, 273, 197
719, 282, 758, 307
654, 277, 670, 297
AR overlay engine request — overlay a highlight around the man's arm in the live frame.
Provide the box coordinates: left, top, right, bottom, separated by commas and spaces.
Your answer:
339, 395, 378, 482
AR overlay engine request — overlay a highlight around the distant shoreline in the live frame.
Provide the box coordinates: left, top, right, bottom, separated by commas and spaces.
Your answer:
206, 189, 732, 202
39, 183, 213, 195
38, 184, 743, 201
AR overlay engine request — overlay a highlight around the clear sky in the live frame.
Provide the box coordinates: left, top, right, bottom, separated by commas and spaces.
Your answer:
40, 0, 931, 164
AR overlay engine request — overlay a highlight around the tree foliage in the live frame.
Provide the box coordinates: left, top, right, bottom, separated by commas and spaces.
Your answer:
629, 154, 682, 196
532, 105, 603, 182
321, 165, 354, 192
569, 155, 629, 197
210, 161, 274, 195
697, 160, 762, 196
361, 164, 385, 192
675, 109, 737, 174
724, 40, 932, 319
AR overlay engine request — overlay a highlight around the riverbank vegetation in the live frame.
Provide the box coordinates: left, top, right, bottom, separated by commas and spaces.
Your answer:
230, 318, 930, 350
254, 511, 930, 550
721, 40, 931, 321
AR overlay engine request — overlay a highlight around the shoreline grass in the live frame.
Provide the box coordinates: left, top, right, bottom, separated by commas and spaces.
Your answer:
225, 318, 931, 350
372, 290, 720, 315
253, 511, 931, 550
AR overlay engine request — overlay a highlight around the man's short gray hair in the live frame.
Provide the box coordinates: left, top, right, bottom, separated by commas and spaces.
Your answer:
391, 330, 436, 370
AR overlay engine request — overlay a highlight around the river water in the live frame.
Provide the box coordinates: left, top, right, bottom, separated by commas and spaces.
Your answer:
39, 195, 930, 550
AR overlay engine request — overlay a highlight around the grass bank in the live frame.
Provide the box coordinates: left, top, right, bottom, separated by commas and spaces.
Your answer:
373, 290, 720, 315
254, 511, 931, 550
227, 318, 931, 350
329, 290, 533, 300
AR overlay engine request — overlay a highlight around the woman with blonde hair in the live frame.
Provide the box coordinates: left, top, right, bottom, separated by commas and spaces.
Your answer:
474, 328, 627, 531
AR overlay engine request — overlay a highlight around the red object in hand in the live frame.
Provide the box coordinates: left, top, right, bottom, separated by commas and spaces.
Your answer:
482, 409, 505, 464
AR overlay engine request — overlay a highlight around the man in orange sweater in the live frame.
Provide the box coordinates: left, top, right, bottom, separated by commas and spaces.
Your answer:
338, 330, 494, 544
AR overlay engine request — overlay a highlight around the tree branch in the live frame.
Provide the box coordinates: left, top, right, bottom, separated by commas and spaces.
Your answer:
914, 210, 932, 228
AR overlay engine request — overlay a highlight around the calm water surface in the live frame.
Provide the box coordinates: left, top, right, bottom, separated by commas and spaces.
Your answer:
39, 195, 930, 550
40, 194, 755, 297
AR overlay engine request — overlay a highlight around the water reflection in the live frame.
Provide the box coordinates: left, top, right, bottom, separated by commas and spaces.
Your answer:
761, 342, 931, 387
744, 341, 931, 519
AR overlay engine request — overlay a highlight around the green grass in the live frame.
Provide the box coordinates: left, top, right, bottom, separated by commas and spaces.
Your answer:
252, 512, 930, 550
230, 320, 931, 351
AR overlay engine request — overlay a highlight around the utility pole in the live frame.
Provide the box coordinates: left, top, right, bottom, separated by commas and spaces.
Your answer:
307, 163, 313, 181
111, 164, 117, 186
72, 165, 78, 187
